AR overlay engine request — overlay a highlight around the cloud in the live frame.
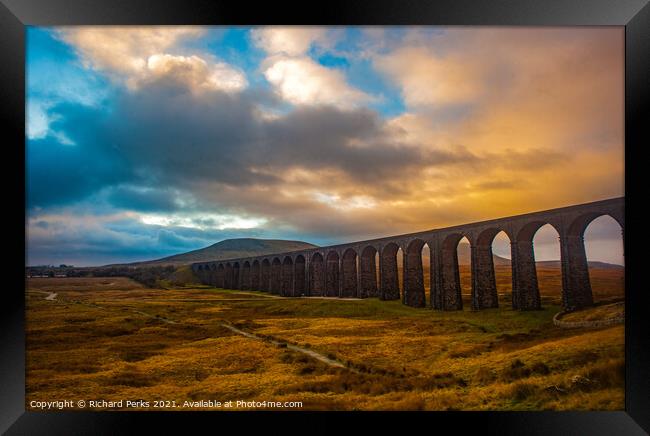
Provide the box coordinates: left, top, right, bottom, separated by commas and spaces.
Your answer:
26, 208, 273, 266
376, 45, 485, 108
252, 26, 373, 109
30, 79, 475, 206
262, 56, 373, 108
105, 185, 184, 213
250, 27, 331, 56
374, 28, 624, 152
57, 27, 246, 93
145, 54, 247, 93
57, 26, 205, 76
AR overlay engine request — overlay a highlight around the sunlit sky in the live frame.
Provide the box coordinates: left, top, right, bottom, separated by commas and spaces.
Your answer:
26, 26, 624, 266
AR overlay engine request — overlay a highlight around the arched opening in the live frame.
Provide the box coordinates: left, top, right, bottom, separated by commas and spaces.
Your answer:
380, 242, 400, 300
325, 251, 340, 297
473, 228, 511, 309
242, 261, 251, 290
281, 256, 294, 297
397, 247, 404, 296
260, 259, 271, 292
513, 221, 557, 310
457, 236, 472, 307
422, 243, 431, 306
270, 258, 282, 295
404, 238, 426, 307
232, 262, 240, 290
224, 263, 233, 289
491, 231, 513, 306
532, 224, 561, 307
438, 233, 465, 310
251, 260, 260, 291
569, 214, 624, 307
341, 248, 358, 297
359, 245, 378, 298
216, 264, 225, 288
310, 253, 325, 296
206, 264, 216, 286
294, 255, 306, 296
196, 265, 205, 284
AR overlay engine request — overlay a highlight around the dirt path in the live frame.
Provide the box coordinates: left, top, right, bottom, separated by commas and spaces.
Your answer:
33, 288, 355, 372
26, 290, 57, 300
220, 322, 356, 372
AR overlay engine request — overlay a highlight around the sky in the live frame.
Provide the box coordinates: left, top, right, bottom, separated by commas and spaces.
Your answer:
26, 26, 625, 267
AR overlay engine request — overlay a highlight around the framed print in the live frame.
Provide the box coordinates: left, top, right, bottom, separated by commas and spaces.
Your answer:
2, 0, 649, 433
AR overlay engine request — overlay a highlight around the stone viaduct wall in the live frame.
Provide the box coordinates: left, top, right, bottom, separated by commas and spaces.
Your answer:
192, 197, 624, 312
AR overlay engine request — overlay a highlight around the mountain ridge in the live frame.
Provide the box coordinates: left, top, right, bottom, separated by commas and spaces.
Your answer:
106, 238, 318, 267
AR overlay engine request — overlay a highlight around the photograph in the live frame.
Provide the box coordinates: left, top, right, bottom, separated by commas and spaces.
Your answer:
23, 24, 628, 413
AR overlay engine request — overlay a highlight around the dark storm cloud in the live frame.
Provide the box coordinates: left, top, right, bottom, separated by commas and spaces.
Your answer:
263, 106, 480, 182
27, 79, 483, 212
26, 132, 131, 208
106, 185, 182, 213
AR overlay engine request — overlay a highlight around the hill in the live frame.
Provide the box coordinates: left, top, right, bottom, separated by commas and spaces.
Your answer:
454, 242, 622, 268
456, 242, 510, 266
113, 238, 318, 267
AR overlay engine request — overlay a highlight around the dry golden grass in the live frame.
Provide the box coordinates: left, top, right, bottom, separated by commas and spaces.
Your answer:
562, 302, 624, 322
26, 270, 624, 411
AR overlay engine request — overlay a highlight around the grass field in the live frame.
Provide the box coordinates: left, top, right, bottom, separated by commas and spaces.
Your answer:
26, 268, 624, 411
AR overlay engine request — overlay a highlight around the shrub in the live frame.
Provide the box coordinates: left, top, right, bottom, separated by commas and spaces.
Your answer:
502, 359, 531, 381
298, 365, 316, 375
582, 359, 624, 390
531, 362, 550, 375
509, 382, 537, 402
475, 367, 496, 385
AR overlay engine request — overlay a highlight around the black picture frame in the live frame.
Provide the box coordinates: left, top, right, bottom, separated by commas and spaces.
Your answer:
3, 0, 649, 433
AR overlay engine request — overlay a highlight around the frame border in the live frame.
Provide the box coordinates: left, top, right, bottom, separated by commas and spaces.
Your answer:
3, 0, 649, 433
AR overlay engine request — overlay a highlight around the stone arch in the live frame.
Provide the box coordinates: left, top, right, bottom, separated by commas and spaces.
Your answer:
224, 263, 233, 289
196, 265, 205, 284
325, 251, 340, 297
380, 242, 400, 300
232, 262, 240, 290
242, 261, 251, 290
516, 221, 560, 242
560, 213, 624, 310
359, 245, 378, 298
511, 221, 558, 310
207, 264, 216, 287
341, 248, 358, 298
472, 227, 511, 310
438, 233, 468, 310
568, 212, 623, 238
216, 264, 225, 288
581, 214, 625, 303
310, 252, 325, 296
269, 258, 282, 295
251, 260, 261, 291
260, 259, 271, 292
403, 238, 427, 307
281, 256, 294, 297
294, 255, 306, 296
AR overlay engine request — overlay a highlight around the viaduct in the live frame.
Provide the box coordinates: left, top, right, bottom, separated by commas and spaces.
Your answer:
192, 197, 624, 312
